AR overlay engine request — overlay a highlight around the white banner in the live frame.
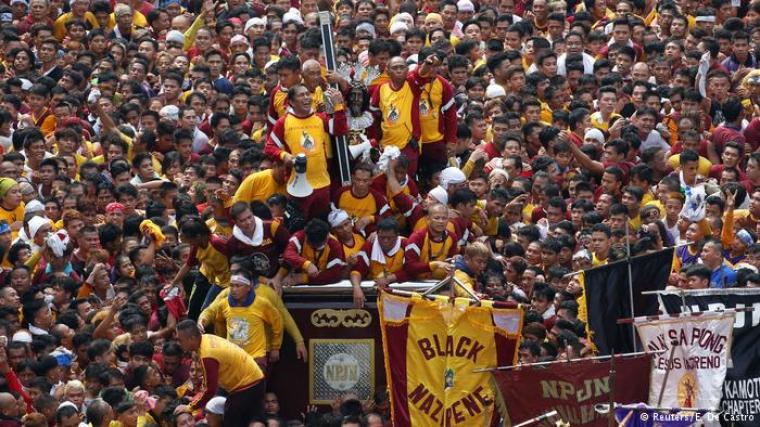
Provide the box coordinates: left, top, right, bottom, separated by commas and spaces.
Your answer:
634, 311, 736, 410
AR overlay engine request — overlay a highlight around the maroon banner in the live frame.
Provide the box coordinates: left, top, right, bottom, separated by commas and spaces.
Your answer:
492, 354, 651, 426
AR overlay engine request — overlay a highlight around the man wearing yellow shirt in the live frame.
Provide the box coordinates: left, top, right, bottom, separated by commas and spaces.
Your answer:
0, 179, 23, 240
590, 86, 621, 132
233, 162, 288, 204
264, 85, 347, 220
666, 130, 712, 176
667, 152, 712, 177
205, 256, 307, 360
591, 223, 611, 266
53, 0, 99, 40
169, 217, 231, 320
369, 55, 439, 176
110, 4, 143, 40
197, 271, 283, 368
328, 209, 365, 265
174, 320, 266, 426
453, 242, 491, 298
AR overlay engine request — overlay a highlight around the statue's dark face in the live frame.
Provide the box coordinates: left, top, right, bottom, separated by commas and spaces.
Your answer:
349, 86, 366, 116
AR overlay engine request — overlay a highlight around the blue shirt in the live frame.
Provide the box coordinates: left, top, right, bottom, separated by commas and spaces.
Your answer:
710, 264, 737, 288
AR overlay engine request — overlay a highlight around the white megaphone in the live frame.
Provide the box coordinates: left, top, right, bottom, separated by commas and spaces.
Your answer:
287, 153, 314, 198
348, 138, 372, 160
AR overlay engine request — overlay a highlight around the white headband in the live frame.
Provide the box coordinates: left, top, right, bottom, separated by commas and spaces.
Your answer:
695, 16, 716, 23
230, 274, 252, 287
328, 209, 350, 228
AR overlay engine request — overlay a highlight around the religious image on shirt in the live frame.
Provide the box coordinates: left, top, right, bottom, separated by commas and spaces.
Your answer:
251, 252, 271, 275
229, 316, 251, 346
388, 105, 399, 124
419, 99, 430, 116
301, 131, 314, 150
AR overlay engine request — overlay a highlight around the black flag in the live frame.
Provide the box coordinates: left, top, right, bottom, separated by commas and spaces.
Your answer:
581, 247, 674, 355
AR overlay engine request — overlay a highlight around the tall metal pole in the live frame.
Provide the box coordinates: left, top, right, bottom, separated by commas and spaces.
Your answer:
318, 11, 352, 186
608, 353, 616, 427
625, 216, 637, 352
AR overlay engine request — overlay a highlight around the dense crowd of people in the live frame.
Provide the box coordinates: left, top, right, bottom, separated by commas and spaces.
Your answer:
0, 0, 756, 424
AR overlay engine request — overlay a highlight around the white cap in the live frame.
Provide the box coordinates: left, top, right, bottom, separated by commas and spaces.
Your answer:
489, 168, 509, 181
205, 396, 226, 415
230, 34, 248, 46
10, 0, 28, 6
245, 17, 266, 33
24, 199, 44, 215
165, 30, 184, 45
19, 78, 32, 91
159, 105, 179, 121
428, 186, 448, 205
58, 401, 79, 412
390, 21, 408, 34
457, 0, 475, 12
396, 12, 414, 25
283, 8, 303, 25
440, 167, 466, 190
28, 215, 49, 240
486, 84, 506, 99
328, 209, 350, 228
356, 22, 376, 38
584, 128, 605, 145
12, 330, 31, 343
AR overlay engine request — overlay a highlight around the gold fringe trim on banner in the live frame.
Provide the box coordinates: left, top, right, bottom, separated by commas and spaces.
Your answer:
575, 271, 598, 354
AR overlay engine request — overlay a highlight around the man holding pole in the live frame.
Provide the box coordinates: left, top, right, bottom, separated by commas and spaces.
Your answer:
264, 85, 347, 220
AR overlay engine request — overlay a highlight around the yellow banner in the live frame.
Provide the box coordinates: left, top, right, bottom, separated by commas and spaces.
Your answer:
379, 293, 523, 427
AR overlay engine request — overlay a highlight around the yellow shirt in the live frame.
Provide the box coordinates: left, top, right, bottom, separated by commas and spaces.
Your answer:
107, 10, 148, 29
276, 113, 333, 190
419, 78, 446, 144
334, 188, 388, 222
341, 233, 365, 259
590, 111, 621, 132
454, 268, 477, 298
269, 86, 289, 125
233, 169, 286, 204
191, 334, 264, 410
0, 203, 24, 240
188, 236, 231, 288
205, 283, 304, 347
592, 252, 607, 267
198, 289, 283, 358
667, 154, 712, 177
540, 102, 553, 124
206, 217, 232, 238
376, 81, 415, 150
53, 12, 100, 40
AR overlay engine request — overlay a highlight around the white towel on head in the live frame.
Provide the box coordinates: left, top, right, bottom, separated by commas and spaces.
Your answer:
28, 216, 49, 240
428, 186, 448, 205
24, 199, 44, 214
440, 167, 465, 190
328, 210, 350, 228
46, 230, 70, 257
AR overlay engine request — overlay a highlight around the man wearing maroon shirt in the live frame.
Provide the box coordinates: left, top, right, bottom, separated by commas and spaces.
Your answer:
226, 202, 290, 289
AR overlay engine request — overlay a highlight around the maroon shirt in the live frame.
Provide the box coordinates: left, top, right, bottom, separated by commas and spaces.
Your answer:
226, 219, 291, 278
